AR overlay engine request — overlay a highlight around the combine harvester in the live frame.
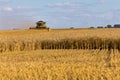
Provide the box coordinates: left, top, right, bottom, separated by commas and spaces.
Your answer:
29, 21, 50, 31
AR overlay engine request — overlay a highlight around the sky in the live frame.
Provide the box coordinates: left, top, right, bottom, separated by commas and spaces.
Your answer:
0, 0, 120, 30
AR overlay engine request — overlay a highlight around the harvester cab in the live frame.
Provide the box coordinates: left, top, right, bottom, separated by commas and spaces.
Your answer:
36, 21, 47, 29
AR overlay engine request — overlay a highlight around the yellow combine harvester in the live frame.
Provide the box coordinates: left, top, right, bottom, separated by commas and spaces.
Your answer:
29, 21, 49, 30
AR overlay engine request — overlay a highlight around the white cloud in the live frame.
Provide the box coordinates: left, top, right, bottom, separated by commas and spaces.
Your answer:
3, 0, 11, 2
99, 13, 113, 19
3, 7, 13, 12
82, 12, 113, 20
99, 0, 107, 4
47, 2, 83, 8
81, 13, 92, 17
0, 0, 11, 5
0, 0, 10, 2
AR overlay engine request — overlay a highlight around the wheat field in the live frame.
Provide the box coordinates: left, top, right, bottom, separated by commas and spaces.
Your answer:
0, 28, 120, 80
1, 28, 120, 52
0, 49, 120, 80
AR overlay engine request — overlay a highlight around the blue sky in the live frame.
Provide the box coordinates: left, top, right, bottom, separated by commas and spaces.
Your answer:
0, 0, 120, 30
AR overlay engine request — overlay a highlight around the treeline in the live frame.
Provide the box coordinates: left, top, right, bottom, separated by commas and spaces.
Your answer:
1, 37, 120, 53
90, 24, 120, 28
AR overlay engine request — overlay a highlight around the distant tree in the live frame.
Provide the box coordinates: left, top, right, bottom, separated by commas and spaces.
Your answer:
114, 24, 120, 28
106, 24, 112, 28
89, 27, 94, 28
70, 27, 74, 29
97, 26, 103, 28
